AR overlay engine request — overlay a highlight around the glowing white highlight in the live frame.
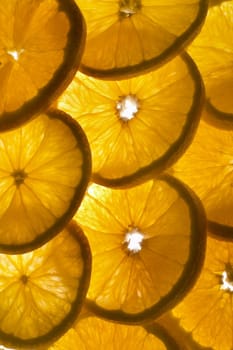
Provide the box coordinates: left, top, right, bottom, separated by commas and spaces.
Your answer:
124, 228, 144, 253
220, 271, 233, 292
116, 95, 139, 121
7, 49, 24, 61
120, 7, 137, 16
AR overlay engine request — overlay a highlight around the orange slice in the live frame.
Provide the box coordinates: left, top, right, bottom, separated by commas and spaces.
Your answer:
188, 0, 233, 129
76, 0, 208, 79
0, 109, 91, 253
173, 234, 233, 350
58, 52, 204, 188
0, 221, 91, 349
172, 117, 233, 239
49, 314, 180, 350
0, 0, 85, 131
74, 174, 206, 323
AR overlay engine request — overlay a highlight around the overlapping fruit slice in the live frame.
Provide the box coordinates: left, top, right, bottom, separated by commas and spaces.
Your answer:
74, 175, 206, 323
0, 109, 91, 253
76, 0, 208, 79
0, 221, 91, 349
173, 234, 233, 350
188, 0, 233, 128
172, 117, 233, 239
58, 52, 204, 188
0, 0, 85, 131
49, 314, 180, 350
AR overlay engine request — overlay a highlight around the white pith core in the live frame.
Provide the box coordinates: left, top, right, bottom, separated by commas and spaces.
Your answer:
116, 95, 139, 121
119, 1, 139, 17
220, 271, 233, 292
7, 49, 24, 61
120, 7, 137, 16
124, 228, 144, 253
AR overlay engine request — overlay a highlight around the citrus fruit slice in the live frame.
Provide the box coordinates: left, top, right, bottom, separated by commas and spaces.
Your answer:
76, 0, 208, 79
188, 0, 233, 129
58, 52, 204, 188
74, 174, 206, 323
0, 0, 85, 131
49, 314, 180, 350
172, 117, 233, 239
0, 221, 91, 349
172, 234, 233, 350
0, 109, 91, 253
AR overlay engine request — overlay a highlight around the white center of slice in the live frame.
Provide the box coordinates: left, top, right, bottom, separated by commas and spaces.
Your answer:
119, 1, 140, 17
220, 271, 233, 292
7, 49, 24, 61
120, 7, 137, 16
124, 228, 144, 253
116, 95, 139, 121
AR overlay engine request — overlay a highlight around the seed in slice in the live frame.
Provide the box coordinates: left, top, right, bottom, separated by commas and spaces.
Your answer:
0, 109, 91, 253
76, 0, 208, 79
58, 52, 204, 188
0, 0, 86, 131
49, 314, 180, 350
172, 117, 233, 239
172, 234, 233, 350
188, 0, 233, 129
74, 175, 206, 323
0, 221, 91, 349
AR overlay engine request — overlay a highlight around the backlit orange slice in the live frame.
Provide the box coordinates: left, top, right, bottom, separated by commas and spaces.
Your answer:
0, 0, 85, 131
75, 175, 206, 323
0, 109, 91, 253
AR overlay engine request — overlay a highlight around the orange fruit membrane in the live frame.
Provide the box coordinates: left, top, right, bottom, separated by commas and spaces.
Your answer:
58, 52, 204, 188
49, 314, 180, 350
0, 109, 91, 253
188, 0, 233, 128
74, 174, 206, 323
0, 221, 91, 349
76, 0, 208, 79
0, 0, 86, 131
172, 117, 233, 239
173, 234, 233, 350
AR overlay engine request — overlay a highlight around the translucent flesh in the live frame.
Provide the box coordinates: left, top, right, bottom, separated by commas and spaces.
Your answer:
173, 236, 233, 350
50, 316, 167, 350
0, 0, 69, 113
0, 113, 83, 247
58, 55, 197, 181
188, 1, 233, 115
173, 119, 233, 227
0, 227, 84, 340
75, 179, 191, 314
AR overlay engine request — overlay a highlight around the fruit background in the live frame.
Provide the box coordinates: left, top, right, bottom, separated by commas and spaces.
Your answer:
0, 0, 232, 349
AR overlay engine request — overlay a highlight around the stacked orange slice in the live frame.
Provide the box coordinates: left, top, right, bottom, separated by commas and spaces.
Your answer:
75, 175, 206, 323
76, 0, 208, 79
0, 221, 91, 349
58, 52, 204, 188
0, 109, 91, 253
0, 0, 85, 131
